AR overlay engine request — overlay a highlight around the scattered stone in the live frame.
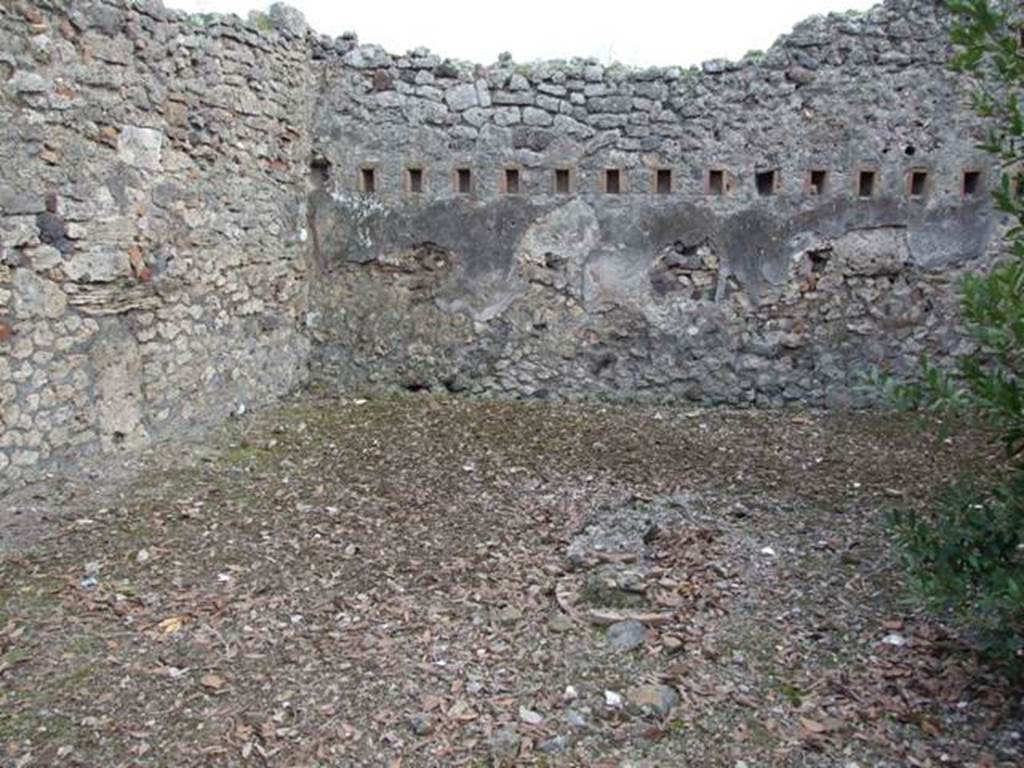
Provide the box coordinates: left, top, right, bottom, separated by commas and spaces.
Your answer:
625, 684, 679, 718
496, 605, 523, 624
588, 609, 674, 627
518, 706, 543, 725
581, 566, 647, 609
565, 708, 589, 729
661, 634, 684, 653
604, 690, 623, 709
488, 727, 520, 765
567, 498, 691, 567
538, 735, 570, 754
548, 613, 574, 632
607, 619, 647, 651
406, 713, 431, 736
881, 633, 910, 647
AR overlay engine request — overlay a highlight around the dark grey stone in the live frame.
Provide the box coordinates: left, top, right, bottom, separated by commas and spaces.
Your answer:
607, 620, 647, 652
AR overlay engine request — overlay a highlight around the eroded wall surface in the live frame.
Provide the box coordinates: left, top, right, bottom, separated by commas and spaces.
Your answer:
0, 1, 315, 492
307, 0, 997, 405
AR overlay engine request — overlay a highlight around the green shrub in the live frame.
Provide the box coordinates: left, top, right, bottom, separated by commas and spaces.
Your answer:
885, 0, 1024, 664
892, 479, 1024, 659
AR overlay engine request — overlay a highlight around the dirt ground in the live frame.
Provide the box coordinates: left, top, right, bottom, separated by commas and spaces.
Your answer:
0, 389, 1021, 767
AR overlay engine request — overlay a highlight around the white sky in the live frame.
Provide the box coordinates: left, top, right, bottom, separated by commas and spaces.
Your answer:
166, 0, 879, 67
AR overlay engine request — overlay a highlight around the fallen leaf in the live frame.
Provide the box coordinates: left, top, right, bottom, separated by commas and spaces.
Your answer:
446, 699, 477, 722
158, 615, 187, 635
422, 694, 444, 711
800, 717, 829, 734
201, 673, 226, 690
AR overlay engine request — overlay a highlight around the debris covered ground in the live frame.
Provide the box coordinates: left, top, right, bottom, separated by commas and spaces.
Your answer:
0, 390, 1020, 767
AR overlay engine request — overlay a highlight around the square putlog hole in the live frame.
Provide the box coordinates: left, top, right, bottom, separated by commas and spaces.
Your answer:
708, 170, 725, 196
605, 169, 621, 194
554, 169, 571, 195
504, 168, 520, 194
360, 168, 376, 194
962, 170, 981, 197
858, 170, 876, 199
407, 168, 423, 194
456, 168, 472, 194
755, 169, 776, 197
656, 169, 672, 194
909, 170, 928, 199
809, 170, 827, 196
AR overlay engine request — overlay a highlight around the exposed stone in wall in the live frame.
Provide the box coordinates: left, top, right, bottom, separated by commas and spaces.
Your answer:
0, 0, 316, 493
305, 0, 999, 405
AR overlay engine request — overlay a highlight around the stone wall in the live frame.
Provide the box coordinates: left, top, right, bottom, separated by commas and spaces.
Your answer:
0, 0, 1003, 495
0, 0, 315, 493
306, 0, 998, 405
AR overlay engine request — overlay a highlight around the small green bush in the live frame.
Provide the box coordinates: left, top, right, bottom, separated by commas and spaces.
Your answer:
892, 478, 1024, 659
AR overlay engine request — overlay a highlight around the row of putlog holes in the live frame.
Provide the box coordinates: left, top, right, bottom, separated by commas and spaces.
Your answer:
352, 165, 991, 201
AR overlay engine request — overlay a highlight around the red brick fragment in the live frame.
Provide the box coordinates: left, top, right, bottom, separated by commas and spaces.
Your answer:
128, 244, 146, 278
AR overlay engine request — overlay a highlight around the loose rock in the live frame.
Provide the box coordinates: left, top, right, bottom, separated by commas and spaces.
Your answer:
607, 619, 647, 651
625, 684, 680, 718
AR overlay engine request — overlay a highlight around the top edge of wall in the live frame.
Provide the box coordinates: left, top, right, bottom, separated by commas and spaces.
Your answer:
135, 0, 944, 75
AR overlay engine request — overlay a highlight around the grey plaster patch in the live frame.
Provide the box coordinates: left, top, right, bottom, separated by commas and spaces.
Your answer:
93, 321, 149, 451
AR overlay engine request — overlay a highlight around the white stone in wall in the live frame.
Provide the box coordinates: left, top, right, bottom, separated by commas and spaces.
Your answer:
64, 250, 129, 283
523, 107, 554, 126
11, 450, 40, 467
475, 80, 492, 107
2, 217, 40, 248
493, 107, 521, 126
7, 71, 48, 94
463, 108, 488, 127
117, 125, 163, 171
29, 245, 63, 270
268, 3, 309, 38
12, 269, 67, 319
445, 83, 479, 112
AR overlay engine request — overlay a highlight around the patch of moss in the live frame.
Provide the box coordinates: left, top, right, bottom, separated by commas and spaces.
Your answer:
775, 681, 805, 707
250, 11, 273, 32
